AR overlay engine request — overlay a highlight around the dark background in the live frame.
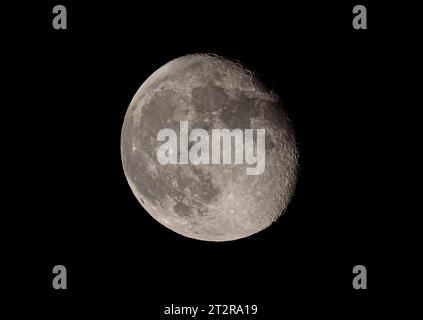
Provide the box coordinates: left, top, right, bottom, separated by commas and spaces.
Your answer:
4, 0, 409, 317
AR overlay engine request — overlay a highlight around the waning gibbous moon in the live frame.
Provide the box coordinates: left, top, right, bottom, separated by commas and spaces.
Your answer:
121, 54, 299, 241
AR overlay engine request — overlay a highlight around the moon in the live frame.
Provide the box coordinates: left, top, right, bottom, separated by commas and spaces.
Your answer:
121, 54, 298, 241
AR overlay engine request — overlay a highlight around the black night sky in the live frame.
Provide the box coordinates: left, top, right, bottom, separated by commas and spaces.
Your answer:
4, 1, 413, 318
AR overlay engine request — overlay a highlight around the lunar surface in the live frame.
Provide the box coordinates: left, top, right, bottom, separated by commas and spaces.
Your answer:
121, 54, 298, 241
